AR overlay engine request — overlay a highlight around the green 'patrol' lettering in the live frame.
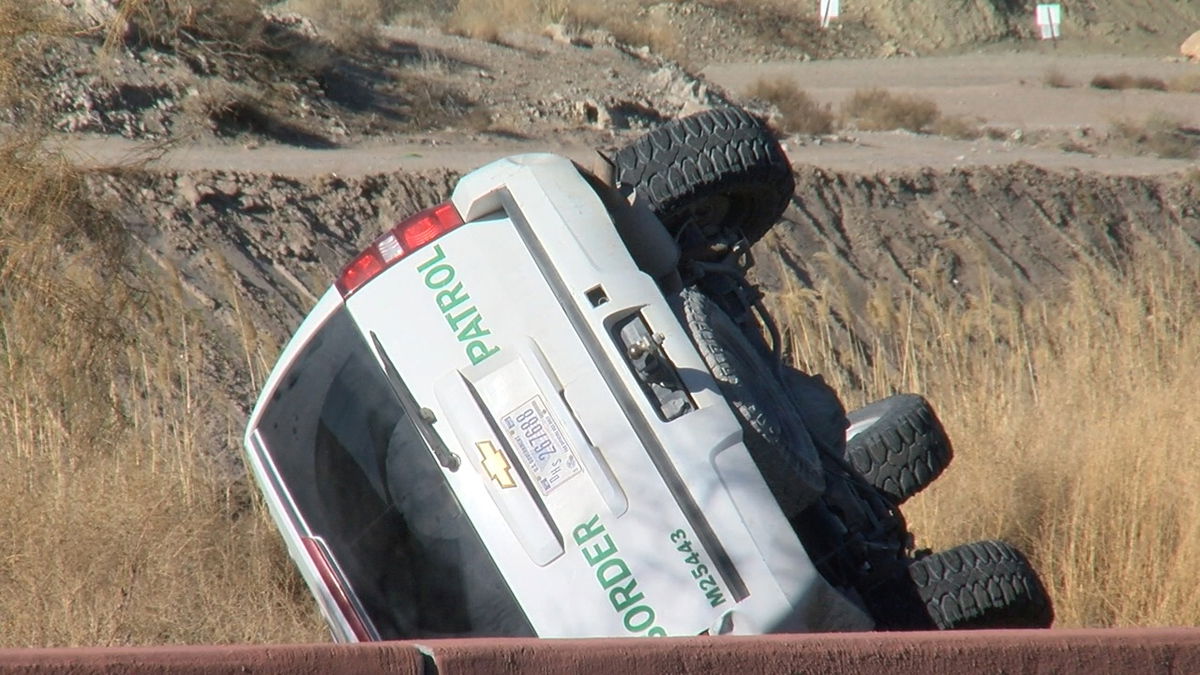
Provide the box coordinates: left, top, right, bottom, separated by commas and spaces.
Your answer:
416, 245, 500, 365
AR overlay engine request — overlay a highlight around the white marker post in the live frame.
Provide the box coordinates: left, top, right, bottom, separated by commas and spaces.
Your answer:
1035, 4, 1062, 41
820, 0, 840, 29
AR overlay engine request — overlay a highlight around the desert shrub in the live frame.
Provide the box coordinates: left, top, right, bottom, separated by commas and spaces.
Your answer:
0, 1, 71, 111
840, 88, 940, 132
599, 16, 680, 57
446, 0, 682, 57
563, 2, 681, 57
1043, 67, 1072, 88
446, 0, 561, 41
746, 78, 835, 135
288, 0, 399, 49
1133, 75, 1167, 91
1091, 72, 1135, 90
182, 81, 271, 135
984, 126, 1011, 141
1091, 73, 1167, 92
931, 114, 983, 140
1110, 114, 1200, 160
107, 0, 268, 51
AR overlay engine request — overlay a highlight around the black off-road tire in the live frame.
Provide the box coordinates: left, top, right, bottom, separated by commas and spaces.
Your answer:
908, 540, 1054, 630
613, 107, 795, 251
673, 288, 824, 515
844, 394, 953, 504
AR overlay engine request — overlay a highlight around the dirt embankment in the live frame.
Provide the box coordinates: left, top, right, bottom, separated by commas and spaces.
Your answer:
855, 0, 1200, 55
86, 159, 1199, 436
756, 163, 1200, 309
85, 167, 456, 436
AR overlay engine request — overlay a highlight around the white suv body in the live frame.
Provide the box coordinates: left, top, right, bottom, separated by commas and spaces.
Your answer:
243, 153, 872, 641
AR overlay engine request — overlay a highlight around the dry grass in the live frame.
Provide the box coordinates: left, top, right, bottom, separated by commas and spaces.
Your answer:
1090, 72, 1168, 92
445, 0, 682, 56
1043, 67, 1072, 88
840, 88, 940, 133
287, 0, 399, 49
446, 0, 563, 42
0, 135, 325, 646
105, 0, 268, 51
773, 238, 1200, 627
746, 78, 835, 135
930, 114, 982, 140
0, 1, 73, 112
1109, 114, 1200, 160
564, 1, 681, 58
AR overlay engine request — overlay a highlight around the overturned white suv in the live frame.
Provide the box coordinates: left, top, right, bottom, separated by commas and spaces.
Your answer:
244, 108, 1052, 641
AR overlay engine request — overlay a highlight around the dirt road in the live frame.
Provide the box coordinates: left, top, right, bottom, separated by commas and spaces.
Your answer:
63, 52, 1199, 179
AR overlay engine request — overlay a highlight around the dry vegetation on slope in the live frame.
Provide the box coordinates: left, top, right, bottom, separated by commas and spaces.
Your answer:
0, 2, 326, 644
772, 240, 1200, 627
2, 0, 1200, 645
0, 136, 328, 645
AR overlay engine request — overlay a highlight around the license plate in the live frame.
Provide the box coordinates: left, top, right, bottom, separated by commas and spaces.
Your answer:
501, 394, 581, 495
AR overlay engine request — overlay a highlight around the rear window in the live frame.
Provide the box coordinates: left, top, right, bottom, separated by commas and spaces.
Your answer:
255, 308, 533, 639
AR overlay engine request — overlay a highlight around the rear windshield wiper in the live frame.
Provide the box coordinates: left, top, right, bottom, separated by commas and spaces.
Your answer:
369, 331, 461, 472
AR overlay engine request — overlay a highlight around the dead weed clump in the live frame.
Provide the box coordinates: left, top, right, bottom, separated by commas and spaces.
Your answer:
840, 88, 940, 133
178, 80, 331, 146
746, 78, 835, 135
930, 115, 983, 140
563, 2, 682, 60
1043, 67, 1072, 88
287, 0, 406, 50
1109, 114, 1200, 160
0, 1, 73, 112
106, 0, 268, 52
446, 0, 683, 58
1090, 72, 1167, 92
446, 0, 557, 42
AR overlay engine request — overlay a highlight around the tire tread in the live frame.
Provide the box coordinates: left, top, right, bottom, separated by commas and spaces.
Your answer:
909, 540, 1054, 629
844, 394, 952, 503
613, 107, 794, 244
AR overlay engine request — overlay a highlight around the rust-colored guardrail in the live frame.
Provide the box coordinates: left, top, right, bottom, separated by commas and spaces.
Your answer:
2, 629, 1198, 674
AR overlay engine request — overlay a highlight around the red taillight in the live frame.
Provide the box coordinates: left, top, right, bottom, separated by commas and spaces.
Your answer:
335, 201, 464, 297
301, 536, 374, 641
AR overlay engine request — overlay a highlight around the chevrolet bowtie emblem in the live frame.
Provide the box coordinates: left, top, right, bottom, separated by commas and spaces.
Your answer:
476, 440, 516, 489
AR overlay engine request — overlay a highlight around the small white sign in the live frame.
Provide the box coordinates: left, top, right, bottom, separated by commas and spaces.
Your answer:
1036, 4, 1062, 40
820, 0, 840, 28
